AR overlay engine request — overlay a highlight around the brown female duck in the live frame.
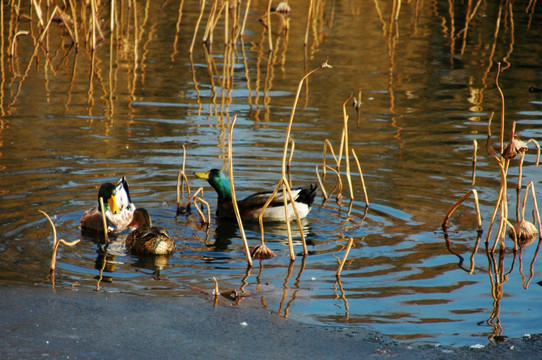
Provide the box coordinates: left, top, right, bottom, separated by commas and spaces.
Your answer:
126, 208, 175, 255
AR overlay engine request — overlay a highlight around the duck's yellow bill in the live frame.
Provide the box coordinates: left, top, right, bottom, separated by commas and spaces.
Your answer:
108, 195, 119, 214
194, 171, 210, 180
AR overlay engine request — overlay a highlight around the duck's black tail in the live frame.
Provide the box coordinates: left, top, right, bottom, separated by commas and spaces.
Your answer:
297, 184, 318, 206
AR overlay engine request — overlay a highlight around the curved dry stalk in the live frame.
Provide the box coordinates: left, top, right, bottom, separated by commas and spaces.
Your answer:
492, 218, 518, 252
484, 146, 510, 250
189, 0, 206, 54
315, 164, 343, 203
351, 149, 369, 207
203, 0, 219, 44
257, 178, 291, 256
336, 238, 354, 276
228, 116, 253, 267
521, 182, 542, 236
267, 0, 273, 51
442, 189, 482, 231
213, 276, 220, 296
38, 7, 59, 44
240, 0, 251, 37
472, 139, 478, 186
526, 138, 540, 166
99, 197, 109, 245
39, 210, 80, 273
256, 60, 331, 260
322, 138, 340, 177
176, 171, 191, 213
495, 62, 505, 153
342, 94, 354, 201
282, 60, 332, 175
286, 136, 295, 171
194, 194, 212, 225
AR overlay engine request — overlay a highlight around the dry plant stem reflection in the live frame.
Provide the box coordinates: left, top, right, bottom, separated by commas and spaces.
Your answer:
257, 60, 332, 261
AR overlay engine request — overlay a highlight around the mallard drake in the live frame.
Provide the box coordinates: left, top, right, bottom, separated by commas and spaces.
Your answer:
194, 169, 318, 222
126, 208, 175, 255
80, 177, 136, 234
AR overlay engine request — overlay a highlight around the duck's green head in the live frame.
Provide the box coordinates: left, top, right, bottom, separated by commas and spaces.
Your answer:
194, 169, 232, 203
98, 182, 119, 214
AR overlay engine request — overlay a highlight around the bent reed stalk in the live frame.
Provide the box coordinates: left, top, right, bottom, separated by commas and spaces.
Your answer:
257, 60, 332, 261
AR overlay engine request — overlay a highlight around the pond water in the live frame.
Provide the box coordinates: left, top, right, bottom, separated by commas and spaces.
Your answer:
1, 0, 542, 347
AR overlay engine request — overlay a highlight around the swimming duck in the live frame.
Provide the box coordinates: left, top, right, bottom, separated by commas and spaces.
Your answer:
194, 169, 318, 222
126, 208, 176, 255
80, 177, 136, 234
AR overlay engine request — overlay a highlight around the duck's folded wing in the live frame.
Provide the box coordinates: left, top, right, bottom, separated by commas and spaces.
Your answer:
239, 188, 302, 209
115, 177, 132, 210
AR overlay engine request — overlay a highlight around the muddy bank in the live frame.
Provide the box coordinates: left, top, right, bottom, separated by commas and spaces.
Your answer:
1, 284, 541, 359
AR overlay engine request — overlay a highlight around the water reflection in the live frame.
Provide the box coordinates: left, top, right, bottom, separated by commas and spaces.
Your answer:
2, 0, 542, 347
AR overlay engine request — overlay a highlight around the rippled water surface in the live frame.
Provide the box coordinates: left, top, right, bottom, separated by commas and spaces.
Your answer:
2, 0, 542, 346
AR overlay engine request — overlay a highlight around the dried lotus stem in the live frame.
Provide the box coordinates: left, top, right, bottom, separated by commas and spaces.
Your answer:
442, 189, 482, 231
342, 94, 354, 201
39, 210, 80, 274
228, 116, 253, 267
194, 194, 212, 225
472, 139, 477, 186
322, 139, 340, 177
315, 164, 343, 203
336, 238, 354, 276
240, 0, 251, 37
351, 148, 369, 207
189, 0, 206, 54
99, 197, 109, 245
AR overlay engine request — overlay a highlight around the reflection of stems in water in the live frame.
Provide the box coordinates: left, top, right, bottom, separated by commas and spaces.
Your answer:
304, 0, 314, 46
189, 54, 203, 115
240, 39, 253, 111
96, 248, 109, 291
278, 260, 293, 317
284, 258, 307, 318
333, 275, 350, 319
500, 1, 515, 71
171, 0, 185, 62
443, 230, 482, 274
526, 0, 537, 29
239, 266, 252, 294
524, 236, 542, 289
